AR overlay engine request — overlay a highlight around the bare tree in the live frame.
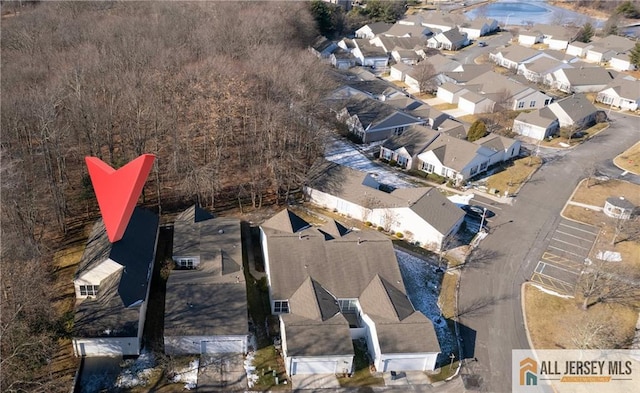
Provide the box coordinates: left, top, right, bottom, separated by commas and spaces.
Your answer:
568, 315, 630, 349
413, 60, 438, 94
578, 257, 640, 310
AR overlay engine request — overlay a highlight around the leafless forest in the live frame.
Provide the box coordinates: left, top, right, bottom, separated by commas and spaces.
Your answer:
1, 2, 334, 391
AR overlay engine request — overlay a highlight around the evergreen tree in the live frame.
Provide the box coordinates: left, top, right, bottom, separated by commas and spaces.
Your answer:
576, 22, 594, 43
467, 120, 488, 142
630, 42, 640, 69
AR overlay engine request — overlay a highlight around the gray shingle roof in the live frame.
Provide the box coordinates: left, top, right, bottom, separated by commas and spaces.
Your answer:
164, 210, 247, 337
382, 125, 440, 155
279, 313, 354, 357
548, 93, 598, 123
514, 107, 557, 128
74, 208, 159, 338
559, 67, 615, 86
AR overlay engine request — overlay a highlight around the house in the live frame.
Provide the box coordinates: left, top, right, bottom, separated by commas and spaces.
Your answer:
512, 107, 559, 140
333, 95, 424, 143
351, 39, 389, 72
462, 71, 553, 112
517, 25, 575, 50
409, 105, 450, 129
383, 23, 433, 39
548, 67, 615, 93
391, 49, 423, 65
596, 77, 640, 111
310, 36, 338, 59
331, 48, 356, 69
384, 95, 423, 111
389, 62, 413, 81
355, 22, 393, 39
380, 125, 441, 169
164, 206, 248, 355
459, 18, 499, 39
457, 90, 496, 114
437, 82, 477, 104
586, 35, 636, 64
566, 41, 593, 58
304, 161, 465, 249
416, 11, 457, 33
441, 64, 493, 84
427, 29, 469, 51
72, 207, 159, 357
473, 134, 522, 167
490, 46, 541, 70
369, 36, 427, 55
416, 132, 520, 184
260, 209, 442, 375
517, 57, 573, 84
609, 53, 637, 72
547, 93, 599, 129
437, 118, 469, 140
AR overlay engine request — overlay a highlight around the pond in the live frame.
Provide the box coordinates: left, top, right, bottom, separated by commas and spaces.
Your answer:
465, 0, 604, 26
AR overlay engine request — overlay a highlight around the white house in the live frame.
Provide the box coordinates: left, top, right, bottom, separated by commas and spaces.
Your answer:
305, 161, 465, 249
389, 62, 413, 81
164, 206, 248, 355
417, 12, 457, 33
597, 77, 640, 111
518, 25, 575, 50
310, 36, 338, 59
566, 41, 593, 58
609, 53, 636, 72
518, 30, 544, 47
604, 197, 636, 220
458, 90, 495, 114
352, 39, 389, 72
380, 125, 441, 169
260, 209, 442, 375
490, 46, 542, 70
355, 22, 393, 39
547, 93, 599, 129
464, 71, 553, 111
72, 207, 159, 357
416, 132, 520, 184
586, 35, 636, 64
547, 67, 615, 93
512, 107, 559, 140
427, 29, 469, 51
517, 57, 573, 84
459, 18, 499, 39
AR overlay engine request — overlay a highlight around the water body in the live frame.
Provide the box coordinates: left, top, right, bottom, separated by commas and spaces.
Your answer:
465, 0, 603, 26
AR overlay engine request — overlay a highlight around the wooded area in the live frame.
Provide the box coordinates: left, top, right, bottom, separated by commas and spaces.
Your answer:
0, 2, 334, 391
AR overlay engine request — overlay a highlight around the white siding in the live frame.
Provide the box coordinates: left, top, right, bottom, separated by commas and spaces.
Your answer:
390, 66, 405, 81
290, 357, 353, 375
164, 335, 247, 355
73, 337, 139, 357
513, 119, 556, 140
519, 34, 540, 47
458, 97, 493, 115
546, 38, 568, 51
609, 57, 635, 72
75, 259, 122, 298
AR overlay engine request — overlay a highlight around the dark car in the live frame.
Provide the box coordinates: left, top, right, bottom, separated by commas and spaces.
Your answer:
477, 41, 487, 47
462, 205, 495, 218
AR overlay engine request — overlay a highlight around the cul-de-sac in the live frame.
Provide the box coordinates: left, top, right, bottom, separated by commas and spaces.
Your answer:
2, 1, 639, 392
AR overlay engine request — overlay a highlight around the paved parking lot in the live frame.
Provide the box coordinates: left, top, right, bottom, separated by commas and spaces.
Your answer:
530, 219, 599, 295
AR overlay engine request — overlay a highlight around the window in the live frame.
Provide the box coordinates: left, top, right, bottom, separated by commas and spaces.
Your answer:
470, 166, 478, 175
421, 162, 435, 173
529, 101, 536, 108
80, 285, 99, 297
178, 258, 195, 269
441, 167, 447, 176
338, 299, 359, 313
544, 99, 551, 105
517, 101, 525, 109
274, 300, 289, 314
480, 161, 488, 171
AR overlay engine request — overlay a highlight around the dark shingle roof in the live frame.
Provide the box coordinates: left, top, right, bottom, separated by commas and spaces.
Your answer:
382, 125, 440, 156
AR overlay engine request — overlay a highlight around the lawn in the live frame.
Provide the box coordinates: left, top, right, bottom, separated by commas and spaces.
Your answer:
485, 155, 542, 196
438, 272, 458, 319
614, 141, 640, 175
523, 284, 637, 350
433, 102, 458, 110
428, 361, 459, 383
251, 346, 289, 390
540, 122, 608, 148
570, 179, 640, 208
337, 340, 384, 387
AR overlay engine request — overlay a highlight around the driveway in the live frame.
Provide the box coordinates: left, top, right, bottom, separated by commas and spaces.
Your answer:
456, 112, 640, 392
291, 373, 340, 390
197, 353, 246, 391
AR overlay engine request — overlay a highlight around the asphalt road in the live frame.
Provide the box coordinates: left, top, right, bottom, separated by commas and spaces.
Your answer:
456, 113, 640, 392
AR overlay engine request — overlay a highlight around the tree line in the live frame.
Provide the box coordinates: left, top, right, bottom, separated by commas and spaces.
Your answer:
1, 2, 336, 391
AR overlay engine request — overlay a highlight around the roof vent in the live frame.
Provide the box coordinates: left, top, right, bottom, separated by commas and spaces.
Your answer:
218, 229, 224, 234
620, 196, 625, 201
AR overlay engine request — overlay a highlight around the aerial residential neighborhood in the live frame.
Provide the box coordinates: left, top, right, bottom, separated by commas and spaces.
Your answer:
2, 1, 640, 393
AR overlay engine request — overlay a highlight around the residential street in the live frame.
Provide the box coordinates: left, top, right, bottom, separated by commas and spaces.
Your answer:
456, 113, 640, 392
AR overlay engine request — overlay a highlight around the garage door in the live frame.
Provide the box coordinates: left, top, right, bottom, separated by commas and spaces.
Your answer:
383, 357, 425, 372
78, 342, 123, 357
293, 360, 337, 374
201, 340, 244, 354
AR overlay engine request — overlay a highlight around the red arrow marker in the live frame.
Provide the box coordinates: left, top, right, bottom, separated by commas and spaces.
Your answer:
85, 154, 156, 243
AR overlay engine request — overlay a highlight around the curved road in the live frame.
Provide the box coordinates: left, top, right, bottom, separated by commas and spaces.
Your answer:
456, 113, 640, 392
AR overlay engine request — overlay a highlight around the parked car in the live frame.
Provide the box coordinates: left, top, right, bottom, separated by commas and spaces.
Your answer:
477, 41, 487, 47
462, 205, 495, 218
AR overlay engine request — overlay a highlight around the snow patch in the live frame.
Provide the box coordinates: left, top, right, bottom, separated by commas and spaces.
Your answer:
395, 249, 457, 356
169, 359, 199, 390
596, 251, 622, 262
531, 284, 574, 299
115, 350, 158, 389
448, 194, 474, 205
244, 352, 259, 388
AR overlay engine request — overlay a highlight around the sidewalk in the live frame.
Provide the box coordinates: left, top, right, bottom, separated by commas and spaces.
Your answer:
436, 183, 515, 205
